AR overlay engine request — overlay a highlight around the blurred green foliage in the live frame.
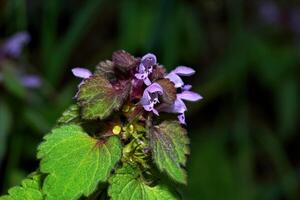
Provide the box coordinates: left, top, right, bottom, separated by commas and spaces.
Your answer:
0, 0, 300, 199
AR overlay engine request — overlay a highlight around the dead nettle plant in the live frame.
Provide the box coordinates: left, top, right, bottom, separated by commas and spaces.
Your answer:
0, 50, 202, 200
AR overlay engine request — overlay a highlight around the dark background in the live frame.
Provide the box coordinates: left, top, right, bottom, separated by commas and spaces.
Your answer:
1, 0, 300, 199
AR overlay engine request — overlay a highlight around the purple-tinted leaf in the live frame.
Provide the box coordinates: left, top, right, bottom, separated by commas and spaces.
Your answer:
150, 65, 166, 81
77, 75, 131, 120
95, 60, 116, 81
112, 50, 136, 69
156, 79, 176, 105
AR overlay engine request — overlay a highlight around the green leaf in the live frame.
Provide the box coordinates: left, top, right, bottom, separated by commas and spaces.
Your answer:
0, 173, 43, 200
57, 104, 80, 125
37, 124, 122, 200
149, 121, 190, 184
77, 75, 131, 120
108, 164, 179, 200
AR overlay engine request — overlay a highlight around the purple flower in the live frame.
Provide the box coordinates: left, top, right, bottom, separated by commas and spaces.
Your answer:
165, 66, 195, 88
0, 32, 30, 58
161, 89, 202, 124
140, 83, 163, 115
163, 66, 202, 124
72, 67, 92, 97
20, 75, 42, 88
72, 67, 92, 79
135, 53, 157, 86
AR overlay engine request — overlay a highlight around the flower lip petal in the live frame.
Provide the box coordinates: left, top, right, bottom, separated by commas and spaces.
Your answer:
72, 68, 92, 79
165, 72, 184, 88
145, 83, 163, 94
177, 91, 203, 102
135, 72, 147, 80
178, 113, 186, 124
143, 77, 152, 86
173, 66, 195, 76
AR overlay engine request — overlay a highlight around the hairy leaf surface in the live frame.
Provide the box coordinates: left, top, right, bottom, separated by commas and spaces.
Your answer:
57, 104, 80, 125
0, 173, 43, 200
112, 50, 136, 70
149, 121, 190, 184
77, 75, 131, 120
108, 164, 179, 200
37, 124, 122, 200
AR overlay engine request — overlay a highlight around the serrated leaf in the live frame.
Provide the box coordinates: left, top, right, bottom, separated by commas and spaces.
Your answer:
0, 173, 43, 200
112, 50, 136, 70
37, 124, 122, 200
57, 104, 80, 125
95, 60, 116, 80
156, 79, 176, 105
77, 75, 131, 120
108, 164, 179, 200
149, 121, 190, 184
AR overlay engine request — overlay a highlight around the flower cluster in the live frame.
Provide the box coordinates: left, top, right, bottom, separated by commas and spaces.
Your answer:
72, 51, 202, 124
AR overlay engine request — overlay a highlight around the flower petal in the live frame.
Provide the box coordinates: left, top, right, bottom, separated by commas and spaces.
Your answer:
2, 32, 30, 58
140, 91, 151, 106
72, 68, 92, 79
135, 72, 147, 80
182, 84, 192, 91
20, 75, 42, 88
160, 98, 187, 114
145, 83, 163, 94
177, 91, 203, 102
152, 108, 159, 116
137, 63, 146, 73
178, 113, 186, 124
165, 72, 184, 88
143, 102, 154, 112
172, 98, 187, 113
144, 77, 151, 86
173, 66, 195, 76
